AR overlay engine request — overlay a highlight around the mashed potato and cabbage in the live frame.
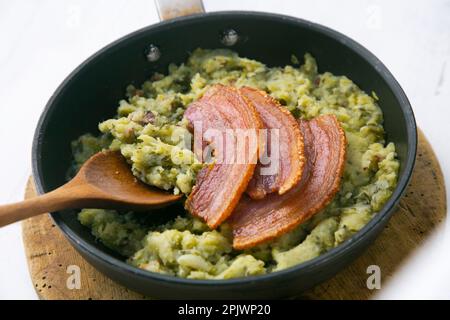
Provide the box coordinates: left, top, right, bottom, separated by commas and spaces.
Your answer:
72, 49, 399, 279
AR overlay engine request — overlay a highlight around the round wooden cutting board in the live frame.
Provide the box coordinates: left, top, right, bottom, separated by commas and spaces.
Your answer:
21, 130, 446, 300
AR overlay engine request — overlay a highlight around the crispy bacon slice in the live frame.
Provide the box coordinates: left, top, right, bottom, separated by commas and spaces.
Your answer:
184, 84, 263, 229
230, 114, 346, 249
240, 87, 305, 199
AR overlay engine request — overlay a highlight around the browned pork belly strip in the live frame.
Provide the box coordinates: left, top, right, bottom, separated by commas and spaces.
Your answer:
240, 86, 305, 199
230, 114, 346, 249
184, 84, 263, 229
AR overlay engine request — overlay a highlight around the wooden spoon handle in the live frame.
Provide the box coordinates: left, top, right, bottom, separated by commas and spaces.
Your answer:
0, 184, 85, 227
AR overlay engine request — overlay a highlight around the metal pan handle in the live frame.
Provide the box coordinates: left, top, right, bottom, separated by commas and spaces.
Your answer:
154, 0, 205, 21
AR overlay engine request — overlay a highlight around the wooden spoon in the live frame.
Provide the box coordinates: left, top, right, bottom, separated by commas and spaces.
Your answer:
0, 151, 182, 227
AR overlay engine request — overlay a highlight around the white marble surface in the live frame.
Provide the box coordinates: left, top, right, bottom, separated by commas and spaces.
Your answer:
0, 0, 448, 299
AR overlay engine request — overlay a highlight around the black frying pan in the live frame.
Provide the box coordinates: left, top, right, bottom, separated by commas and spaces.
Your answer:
32, 1, 417, 299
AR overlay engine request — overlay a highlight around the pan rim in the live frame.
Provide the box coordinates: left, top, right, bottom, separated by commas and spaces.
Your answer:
32, 10, 417, 288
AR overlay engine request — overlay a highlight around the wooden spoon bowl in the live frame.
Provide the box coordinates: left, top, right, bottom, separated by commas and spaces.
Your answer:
0, 151, 182, 227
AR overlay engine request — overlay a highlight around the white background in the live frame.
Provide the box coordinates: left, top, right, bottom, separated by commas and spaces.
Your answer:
0, 0, 449, 299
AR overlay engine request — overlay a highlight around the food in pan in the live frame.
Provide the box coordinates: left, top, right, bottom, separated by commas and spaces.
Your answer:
72, 49, 399, 279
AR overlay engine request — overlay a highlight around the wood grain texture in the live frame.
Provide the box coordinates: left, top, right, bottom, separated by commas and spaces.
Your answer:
22, 130, 446, 300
